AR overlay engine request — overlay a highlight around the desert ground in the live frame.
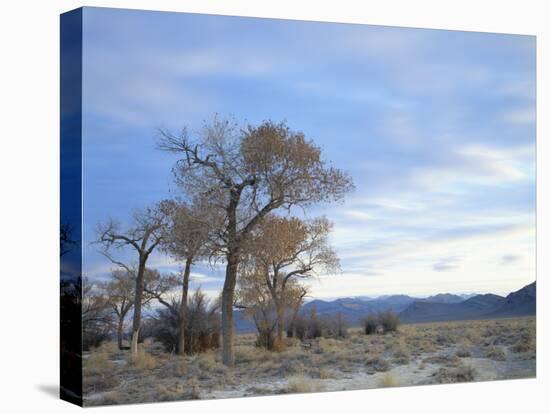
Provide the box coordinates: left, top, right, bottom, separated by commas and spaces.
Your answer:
83, 316, 536, 406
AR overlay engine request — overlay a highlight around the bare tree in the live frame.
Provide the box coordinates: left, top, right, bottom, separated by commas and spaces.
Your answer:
285, 285, 309, 339
103, 269, 134, 349
160, 199, 214, 355
96, 202, 171, 354
102, 264, 172, 350
242, 215, 338, 346
82, 277, 112, 350
60, 222, 78, 257
159, 118, 353, 365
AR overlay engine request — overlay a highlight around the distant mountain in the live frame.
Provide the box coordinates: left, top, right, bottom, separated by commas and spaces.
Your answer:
488, 282, 536, 317
233, 309, 256, 333
399, 282, 535, 324
420, 293, 464, 304
300, 295, 416, 326
233, 282, 536, 332
459, 293, 477, 301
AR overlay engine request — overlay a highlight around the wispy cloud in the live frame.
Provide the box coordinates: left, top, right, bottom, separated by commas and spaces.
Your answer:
500, 254, 522, 265
433, 257, 462, 272
81, 8, 536, 297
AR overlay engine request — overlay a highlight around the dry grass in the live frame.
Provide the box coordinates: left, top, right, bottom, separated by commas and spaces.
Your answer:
366, 354, 390, 373
85, 350, 113, 375
391, 339, 411, 365
455, 339, 472, 358
286, 375, 325, 393
128, 347, 157, 370
432, 364, 476, 383
379, 372, 397, 387
455, 345, 471, 358
83, 317, 536, 406
83, 345, 119, 393
483, 345, 507, 361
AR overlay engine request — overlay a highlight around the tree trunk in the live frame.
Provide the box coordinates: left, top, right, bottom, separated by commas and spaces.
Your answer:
221, 253, 238, 366
276, 301, 285, 344
117, 317, 124, 350
177, 257, 192, 355
288, 304, 301, 338
130, 259, 146, 355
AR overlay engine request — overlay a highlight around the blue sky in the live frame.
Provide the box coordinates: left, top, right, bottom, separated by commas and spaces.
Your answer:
81, 7, 535, 299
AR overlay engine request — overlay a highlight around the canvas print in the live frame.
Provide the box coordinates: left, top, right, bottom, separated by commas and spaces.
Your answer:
60, 7, 536, 407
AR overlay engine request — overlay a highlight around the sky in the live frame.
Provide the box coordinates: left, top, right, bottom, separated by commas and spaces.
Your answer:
80, 7, 536, 300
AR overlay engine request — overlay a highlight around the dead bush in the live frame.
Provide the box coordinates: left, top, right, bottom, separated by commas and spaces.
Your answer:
455, 345, 471, 358
85, 350, 113, 375
146, 290, 220, 355
484, 345, 506, 361
363, 311, 400, 335
366, 354, 390, 373
363, 313, 378, 335
432, 365, 476, 383
128, 347, 157, 370
286, 375, 325, 393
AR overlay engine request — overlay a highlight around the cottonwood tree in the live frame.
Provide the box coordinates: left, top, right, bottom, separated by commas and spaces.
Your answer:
237, 267, 308, 350
159, 118, 353, 365
102, 267, 165, 350
159, 199, 215, 355
97, 202, 171, 354
103, 269, 134, 349
243, 215, 339, 345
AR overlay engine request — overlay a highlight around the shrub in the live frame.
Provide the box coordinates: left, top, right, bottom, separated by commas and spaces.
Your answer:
323, 312, 349, 339
423, 354, 462, 368
85, 350, 113, 375
364, 314, 378, 335
97, 341, 119, 355
363, 311, 400, 335
159, 356, 187, 378
484, 345, 506, 361
235, 346, 264, 364
317, 337, 341, 354
510, 331, 535, 354
379, 311, 400, 333
255, 328, 276, 350
292, 309, 326, 341
432, 365, 476, 383
456, 345, 471, 358
278, 359, 306, 376
392, 345, 410, 365
366, 355, 390, 373
456, 339, 472, 357
156, 383, 186, 402
286, 375, 325, 393
128, 348, 157, 370
146, 289, 220, 355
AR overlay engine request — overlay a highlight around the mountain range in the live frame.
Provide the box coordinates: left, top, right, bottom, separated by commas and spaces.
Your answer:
234, 281, 536, 332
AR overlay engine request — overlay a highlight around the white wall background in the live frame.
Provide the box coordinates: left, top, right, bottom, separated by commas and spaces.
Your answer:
0, 0, 547, 412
